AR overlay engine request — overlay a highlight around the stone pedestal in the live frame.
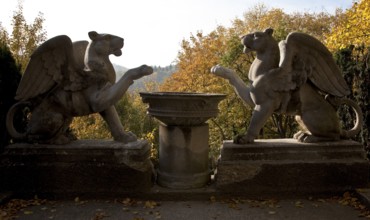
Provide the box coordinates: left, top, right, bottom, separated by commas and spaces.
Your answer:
158, 124, 209, 189
140, 92, 225, 189
0, 140, 153, 197
216, 139, 369, 196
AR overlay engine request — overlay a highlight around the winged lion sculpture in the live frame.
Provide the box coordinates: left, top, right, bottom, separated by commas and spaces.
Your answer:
6, 31, 153, 144
211, 28, 363, 144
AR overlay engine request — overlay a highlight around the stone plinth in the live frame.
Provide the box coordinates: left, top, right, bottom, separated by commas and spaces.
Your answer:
0, 140, 153, 198
158, 124, 209, 189
216, 139, 369, 196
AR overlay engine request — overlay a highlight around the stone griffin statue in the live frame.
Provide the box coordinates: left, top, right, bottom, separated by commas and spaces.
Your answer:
6, 31, 153, 144
211, 28, 363, 144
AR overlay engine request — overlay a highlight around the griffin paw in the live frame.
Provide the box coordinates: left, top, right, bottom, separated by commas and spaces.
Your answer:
211, 65, 233, 79
234, 134, 255, 144
114, 131, 137, 144
293, 131, 309, 142
127, 65, 153, 80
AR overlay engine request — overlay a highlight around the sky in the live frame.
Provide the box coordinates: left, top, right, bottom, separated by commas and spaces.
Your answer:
0, 0, 354, 68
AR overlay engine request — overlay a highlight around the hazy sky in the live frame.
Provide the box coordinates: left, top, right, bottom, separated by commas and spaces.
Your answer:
0, 0, 353, 68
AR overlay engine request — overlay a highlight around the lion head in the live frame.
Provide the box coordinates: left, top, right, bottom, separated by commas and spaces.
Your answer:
84, 31, 124, 81
241, 28, 278, 53
87, 31, 124, 57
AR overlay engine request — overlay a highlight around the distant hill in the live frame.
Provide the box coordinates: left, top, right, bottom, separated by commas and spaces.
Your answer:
113, 64, 129, 80
113, 64, 177, 91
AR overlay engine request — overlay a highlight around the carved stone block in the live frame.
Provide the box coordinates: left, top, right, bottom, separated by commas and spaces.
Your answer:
216, 139, 369, 197
0, 140, 153, 198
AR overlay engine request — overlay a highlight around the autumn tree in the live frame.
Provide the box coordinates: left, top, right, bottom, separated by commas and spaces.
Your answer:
323, 0, 370, 149
326, 0, 370, 50
0, 24, 9, 45
161, 30, 226, 93
0, 1, 47, 72
231, 4, 339, 42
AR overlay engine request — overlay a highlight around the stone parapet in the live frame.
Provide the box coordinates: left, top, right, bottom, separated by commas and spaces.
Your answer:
0, 140, 153, 198
216, 139, 369, 197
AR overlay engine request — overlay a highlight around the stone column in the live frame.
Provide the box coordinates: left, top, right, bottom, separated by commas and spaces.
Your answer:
157, 124, 209, 189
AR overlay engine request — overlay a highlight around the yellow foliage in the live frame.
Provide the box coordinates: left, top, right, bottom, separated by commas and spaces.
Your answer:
70, 113, 111, 140
143, 128, 159, 160
160, 30, 227, 93
326, 0, 370, 50
231, 4, 337, 41
69, 94, 159, 160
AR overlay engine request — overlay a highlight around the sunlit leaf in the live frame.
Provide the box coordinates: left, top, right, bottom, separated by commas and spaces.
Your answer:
23, 210, 33, 215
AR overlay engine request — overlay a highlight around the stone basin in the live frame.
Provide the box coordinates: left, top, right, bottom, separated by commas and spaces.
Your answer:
140, 92, 226, 126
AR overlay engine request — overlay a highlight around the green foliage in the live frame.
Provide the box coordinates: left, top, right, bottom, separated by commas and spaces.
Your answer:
116, 93, 159, 160
221, 34, 251, 74
334, 46, 370, 148
0, 42, 21, 150
115, 93, 157, 139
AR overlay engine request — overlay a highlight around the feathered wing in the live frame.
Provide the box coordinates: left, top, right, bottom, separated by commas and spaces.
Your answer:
15, 35, 78, 101
72, 40, 89, 70
277, 32, 350, 97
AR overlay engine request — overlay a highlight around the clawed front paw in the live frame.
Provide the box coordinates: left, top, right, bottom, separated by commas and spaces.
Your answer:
294, 130, 315, 143
114, 131, 137, 144
293, 131, 306, 141
234, 134, 255, 144
210, 65, 233, 79
293, 131, 320, 143
139, 65, 154, 76
127, 65, 153, 81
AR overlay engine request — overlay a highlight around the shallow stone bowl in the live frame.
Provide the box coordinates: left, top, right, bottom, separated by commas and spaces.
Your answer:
140, 92, 226, 126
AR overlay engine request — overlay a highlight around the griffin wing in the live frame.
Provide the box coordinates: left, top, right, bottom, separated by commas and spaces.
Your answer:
72, 40, 89, 71
278, 32, 350, 97
15, 35, 80, 101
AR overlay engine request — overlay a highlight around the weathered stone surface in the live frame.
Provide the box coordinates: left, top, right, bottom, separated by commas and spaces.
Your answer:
157, 124, 210, 189
216, 139, 369, 196
140, 92, 226, 126
0, 140, 153, 197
